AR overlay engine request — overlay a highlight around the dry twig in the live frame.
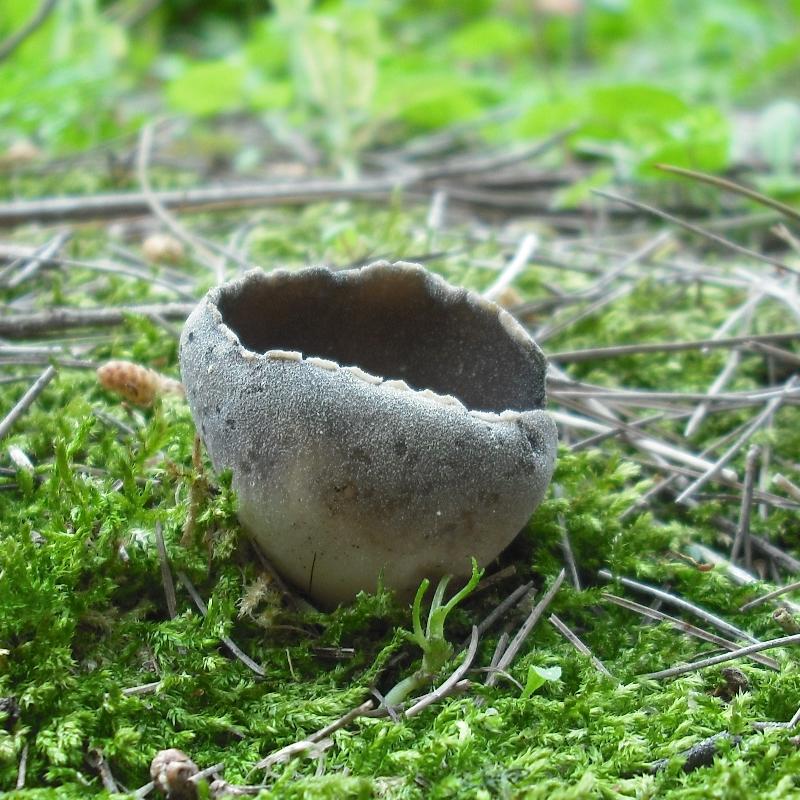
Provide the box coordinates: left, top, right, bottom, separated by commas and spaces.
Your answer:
644, 632, 800, 680
548, 613, 613, 678
603, 593, 779, 670
599, 570, 758, 643
594, 189, 797, 274
0, 0, 58, 62
655, 163, 800, 226
739, 580, 800, 613
482, 233, 538, 301
0, 302, 194, 338
154, 522, 177, 619
730, 445, 760, 568
16, 742, 28, 791
0, 365, 56, 440
675, 380, 795, 504
549, 332, 800, 363
176, 571, 265, 677
486, 569, 565, 687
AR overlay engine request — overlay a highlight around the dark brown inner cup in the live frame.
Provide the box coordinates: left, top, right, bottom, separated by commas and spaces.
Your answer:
216, 268, 546, 413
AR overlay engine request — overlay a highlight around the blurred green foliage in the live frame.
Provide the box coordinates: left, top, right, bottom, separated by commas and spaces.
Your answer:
2, 0, 800, 178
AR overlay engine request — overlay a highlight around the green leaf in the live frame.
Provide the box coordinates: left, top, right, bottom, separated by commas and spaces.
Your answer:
521, 665, 562, 699
166, 60, 248, 116
376, 69, 500, 130
587, 84, 689, 139
448, 18, 528, 59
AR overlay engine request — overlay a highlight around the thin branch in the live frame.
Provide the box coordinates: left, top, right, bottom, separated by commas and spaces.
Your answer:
749, 341, 800, 367
0, 0, 58, 62
553, 484, 580, 589
0, 302, 195, 338
549, 331, 800, 363
16, 742, 28, 790
487, 570, 565, 687
0, 176, 398, 227
471, 581, 534, 641
256, 739, 332, 771
482, 233, 538, 301
154, 522, 177, 619
749, 533, 800, 575
122, 681, 161, 697
683, 281, 762, 435
649, 731, 741, 774
489, 632, 510, 672
536, 232, 670, 342
176, 571, 265, 677
0, 231, 71, 288
739, 580, 800, 612
136, 121, 249, 272
685, 543, 779, 594
675, 381, 795, 504
188, 762, 225, 785
685, 349, 741, 438
132, 780, 155, 798
551, 410, 737, 481
550, 384, 800, 406
730, 445, 760, 568
0, 131, 571, 227
473, 565, 517, 594
406, 626, 479, 717
548, 613, 613, 678
86, 748, 119, 793
421, 128, 576, 180
570, 412, 670, 452
305, 699, 375, 744
603, 593, 779, 670
773, 473, 800, 503
655, 163, 800, 226
643, 632, 800, 680
594, 189, 798, 275
599, 570, 758, 643
0, 365, 56, 439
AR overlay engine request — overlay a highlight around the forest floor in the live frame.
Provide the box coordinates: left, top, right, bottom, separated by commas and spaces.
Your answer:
2, 115, 800, 799
4, 3, 800, 797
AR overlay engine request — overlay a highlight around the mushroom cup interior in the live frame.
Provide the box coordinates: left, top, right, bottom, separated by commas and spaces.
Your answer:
216, 266, 547, 413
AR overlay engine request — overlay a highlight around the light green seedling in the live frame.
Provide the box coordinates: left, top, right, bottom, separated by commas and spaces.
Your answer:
384, 559, 483, 707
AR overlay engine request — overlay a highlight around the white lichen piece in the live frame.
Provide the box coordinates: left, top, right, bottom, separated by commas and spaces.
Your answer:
307, 356, 339, 371
384, 379, 411, 392
344, 365, 382, 385
471, 410, 502, 423
266, 349, 303, 361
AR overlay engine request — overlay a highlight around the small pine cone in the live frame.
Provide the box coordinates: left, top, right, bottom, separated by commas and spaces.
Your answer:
0, 139, 41, 166
143, 233, 185, 264
97, 360, 184, 406
150, 748, 198, 800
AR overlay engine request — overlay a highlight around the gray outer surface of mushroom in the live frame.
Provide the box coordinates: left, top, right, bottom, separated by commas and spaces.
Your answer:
179, 261, 557, 608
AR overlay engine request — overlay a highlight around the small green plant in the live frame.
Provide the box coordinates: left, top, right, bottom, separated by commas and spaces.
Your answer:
520, 664, 562, 699
383, 559, 482, 707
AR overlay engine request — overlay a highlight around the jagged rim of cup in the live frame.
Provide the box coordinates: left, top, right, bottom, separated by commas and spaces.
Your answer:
201, 260, 547, 425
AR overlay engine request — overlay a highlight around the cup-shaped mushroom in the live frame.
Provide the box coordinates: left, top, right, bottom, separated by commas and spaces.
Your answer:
179, 262, 557, 607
